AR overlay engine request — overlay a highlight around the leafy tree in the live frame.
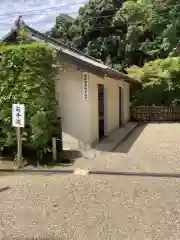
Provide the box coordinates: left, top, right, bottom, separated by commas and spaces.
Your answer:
0, 43, 57, 161
127, 57, 180, 106
51, 14, 74, 44
51, 0, 180, 71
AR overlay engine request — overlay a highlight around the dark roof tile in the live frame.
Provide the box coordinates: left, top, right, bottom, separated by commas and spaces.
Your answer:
1, 25, 141, 85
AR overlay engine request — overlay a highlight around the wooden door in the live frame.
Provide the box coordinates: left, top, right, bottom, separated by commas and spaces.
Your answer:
98, 84, 105, 139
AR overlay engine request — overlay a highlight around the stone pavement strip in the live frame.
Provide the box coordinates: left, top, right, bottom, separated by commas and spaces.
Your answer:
95, 122, 138, 152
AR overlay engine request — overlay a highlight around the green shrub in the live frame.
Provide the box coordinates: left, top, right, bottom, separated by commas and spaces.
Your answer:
0, 42, 57, 160
127, 57, 180, 106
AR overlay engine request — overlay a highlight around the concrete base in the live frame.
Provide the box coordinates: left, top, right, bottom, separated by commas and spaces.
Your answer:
61, 122, 139, 159
95, 122, 139, 152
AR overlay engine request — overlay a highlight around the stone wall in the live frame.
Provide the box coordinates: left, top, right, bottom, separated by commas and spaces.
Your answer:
131, 106, 180, 121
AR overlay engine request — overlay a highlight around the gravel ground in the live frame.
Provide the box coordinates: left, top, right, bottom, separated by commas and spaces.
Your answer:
1, 123, 180, 239
61, 123, 180, 173
114, 123, 180, 173
0, 174, 180, 239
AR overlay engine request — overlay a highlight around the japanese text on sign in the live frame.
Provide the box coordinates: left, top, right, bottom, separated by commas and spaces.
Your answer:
83, 72, 89, 101
12, 104, 25, 128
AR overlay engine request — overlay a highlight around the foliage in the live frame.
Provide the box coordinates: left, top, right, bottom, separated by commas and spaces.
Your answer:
0, 43, 57, 160
51, 14, 75, 44
17, 27, 31, 44
126, 57, 180, 106
51, 0, 180, 71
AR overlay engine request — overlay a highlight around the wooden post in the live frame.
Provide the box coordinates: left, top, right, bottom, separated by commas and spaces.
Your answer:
16, 127, 22, 168
52, 137, 57, 162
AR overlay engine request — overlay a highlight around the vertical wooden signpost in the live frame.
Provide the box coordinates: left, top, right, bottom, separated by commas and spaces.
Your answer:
12, 104, 25, 168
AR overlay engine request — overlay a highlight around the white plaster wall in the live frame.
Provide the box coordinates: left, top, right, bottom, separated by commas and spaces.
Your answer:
88, 74, 100, 145
88, 75, 125, 145
55, 62, 130, 147
55, 63, 91, 146
104, 77, 120, 134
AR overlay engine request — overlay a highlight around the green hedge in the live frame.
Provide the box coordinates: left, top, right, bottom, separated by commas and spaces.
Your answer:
0, 42, 57, 159
127, 57, 180, 106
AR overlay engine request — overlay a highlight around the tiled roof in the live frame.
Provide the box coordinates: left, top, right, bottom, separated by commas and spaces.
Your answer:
1, 25, 141, 85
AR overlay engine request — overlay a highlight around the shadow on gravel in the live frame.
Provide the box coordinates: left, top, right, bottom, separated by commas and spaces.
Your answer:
0, 186, 10, 193
114, 123, 148, 153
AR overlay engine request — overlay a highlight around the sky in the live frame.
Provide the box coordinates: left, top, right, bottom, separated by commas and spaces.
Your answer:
0, 0, 87, 37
